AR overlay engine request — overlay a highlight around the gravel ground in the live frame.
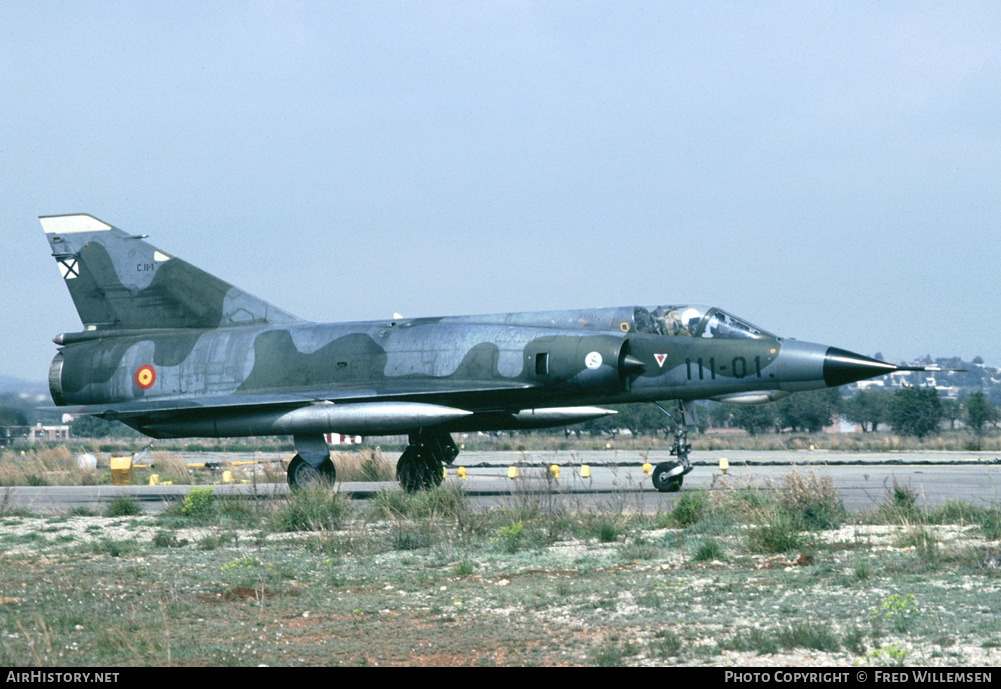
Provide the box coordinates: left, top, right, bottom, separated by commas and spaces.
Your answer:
2, 507, 999, 667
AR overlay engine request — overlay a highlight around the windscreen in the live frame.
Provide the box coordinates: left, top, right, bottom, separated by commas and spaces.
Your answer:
632, 305, 773, 339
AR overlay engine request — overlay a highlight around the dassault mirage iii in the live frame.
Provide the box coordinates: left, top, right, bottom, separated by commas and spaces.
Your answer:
41, 214, 944, 492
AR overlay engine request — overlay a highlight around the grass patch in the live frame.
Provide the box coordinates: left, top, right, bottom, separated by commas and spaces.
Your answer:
90, 538, 140, 557
496, 521, 525, 554
216, 497, 262, 527
496, 485, 577, 545
720, 626, 779, 655
691, 538, 725, 562
597, 520, 620, 543
927, 501, 1001, 540
744, 509, 805, 554
649, 629, 684, 659
104, 495, 143, 517
672, 488, 710, 528
588, 635, 639, 667
197, 532, 238, 550
335, 448, 395, 482
269, 486, 353, 532
777, 621, 841, 652
870, 593, 921, 634
774, 470, 845, 530
152, 531, 187, 548
180, 487, 216, 520
982, 510, 1001, 540
878, 479, 922, 522
897, 524, 941, 564
370, 484, 470, 522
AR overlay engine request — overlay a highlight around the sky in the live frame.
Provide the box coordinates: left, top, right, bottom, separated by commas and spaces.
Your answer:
2, 1, 1000, 383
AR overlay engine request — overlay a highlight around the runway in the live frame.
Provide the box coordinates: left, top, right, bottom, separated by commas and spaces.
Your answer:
4, 449, 999, 513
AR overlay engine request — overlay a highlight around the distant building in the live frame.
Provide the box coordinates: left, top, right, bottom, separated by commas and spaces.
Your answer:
324, 432, 363, 445
855, 379, 886, 391
936, 386, 961, 400
28, 422, 71, 442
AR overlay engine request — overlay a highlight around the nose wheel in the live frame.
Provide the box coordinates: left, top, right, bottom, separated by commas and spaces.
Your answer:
651, 401, 696, 493
652, 460, 686, 492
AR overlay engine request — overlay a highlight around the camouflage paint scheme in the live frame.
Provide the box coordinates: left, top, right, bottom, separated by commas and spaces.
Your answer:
41, 214, 931, 491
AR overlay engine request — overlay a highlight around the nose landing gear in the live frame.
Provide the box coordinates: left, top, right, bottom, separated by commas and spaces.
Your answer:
651, 401, 696, 492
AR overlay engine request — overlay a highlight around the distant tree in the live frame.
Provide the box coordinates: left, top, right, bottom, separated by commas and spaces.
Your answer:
729, 404, 778, 436
708, 403, 733, 429
964, 392, 999, 437
940, 398, 962, 430
844, 389, 890, 432
695, 404, 710, 433
617, 403, 671, 437
776, 388, 842, 433
0, 393, 45, 426
579, 409, 624, 436
0, 407, 28, 427
579, 401, 679, 437
887, 387, 943, 439
945, 362, 988, 389
69, 415, 140, 438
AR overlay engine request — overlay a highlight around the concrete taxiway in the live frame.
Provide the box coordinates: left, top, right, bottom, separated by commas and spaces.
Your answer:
2, 450, 998, 513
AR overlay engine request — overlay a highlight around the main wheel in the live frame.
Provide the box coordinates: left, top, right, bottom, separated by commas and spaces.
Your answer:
652, 461, 684, 492
397, 447, 444, 493
396, 447, 422, 493
421, 452, 444, 490
287, 454, 336, 489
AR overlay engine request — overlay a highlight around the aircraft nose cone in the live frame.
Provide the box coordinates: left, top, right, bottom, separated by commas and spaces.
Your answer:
823, 347, 898, 387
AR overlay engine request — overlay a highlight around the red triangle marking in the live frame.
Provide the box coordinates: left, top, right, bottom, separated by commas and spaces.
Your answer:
654, 353, 668, 368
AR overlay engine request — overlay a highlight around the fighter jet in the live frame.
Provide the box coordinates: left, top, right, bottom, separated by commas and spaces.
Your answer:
40, 214, 947, 492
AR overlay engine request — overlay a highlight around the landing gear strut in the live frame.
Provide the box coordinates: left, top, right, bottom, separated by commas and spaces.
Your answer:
287, 435, 335, 489
651, 401, 696, 492
396, 429, 459, 493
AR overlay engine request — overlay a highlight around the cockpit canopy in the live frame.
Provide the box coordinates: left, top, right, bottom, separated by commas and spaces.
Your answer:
632, 305, 775, 339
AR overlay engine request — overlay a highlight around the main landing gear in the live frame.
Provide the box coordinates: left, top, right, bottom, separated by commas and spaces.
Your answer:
396, 429, 460, 493
286, 435, 336, 488
285, 430, 461, 493
651, 401, 696, 493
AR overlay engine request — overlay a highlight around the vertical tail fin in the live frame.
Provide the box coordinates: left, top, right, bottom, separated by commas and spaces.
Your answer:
41, 214, 303, 331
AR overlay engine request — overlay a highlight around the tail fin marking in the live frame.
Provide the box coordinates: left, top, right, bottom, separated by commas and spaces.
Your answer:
41, 214, 303, 332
